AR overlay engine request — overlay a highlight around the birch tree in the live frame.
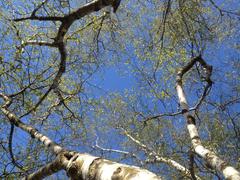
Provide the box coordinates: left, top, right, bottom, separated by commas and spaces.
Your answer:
0, 0, 239, 179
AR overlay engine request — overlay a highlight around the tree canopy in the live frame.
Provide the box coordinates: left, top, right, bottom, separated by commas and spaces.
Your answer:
0, 0, 239, 179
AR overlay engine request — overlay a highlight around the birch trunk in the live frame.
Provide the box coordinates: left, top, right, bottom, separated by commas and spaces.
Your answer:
176, 56, 240, 180
66, 154, 161, 180
24, 152, 162, 180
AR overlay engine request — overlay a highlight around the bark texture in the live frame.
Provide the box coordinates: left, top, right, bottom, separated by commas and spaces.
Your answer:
24, 152, 162, 179
66, 154, 161, 180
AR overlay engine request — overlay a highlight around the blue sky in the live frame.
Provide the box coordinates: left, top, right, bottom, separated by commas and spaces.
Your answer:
0, 0, 239, 179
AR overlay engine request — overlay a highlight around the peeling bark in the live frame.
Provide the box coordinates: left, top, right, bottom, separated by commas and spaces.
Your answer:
66, 154, 161, 180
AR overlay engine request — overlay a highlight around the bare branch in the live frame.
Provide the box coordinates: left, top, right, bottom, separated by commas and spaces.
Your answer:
209, 0, 240, 17
14, 16, 64, 22
8, 124, 26, 174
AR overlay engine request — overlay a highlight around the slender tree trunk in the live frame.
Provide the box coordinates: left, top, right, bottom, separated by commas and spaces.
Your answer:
176, 56, 240, 179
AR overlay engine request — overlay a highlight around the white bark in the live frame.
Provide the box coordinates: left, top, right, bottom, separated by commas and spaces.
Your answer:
176, 56, 240, 179
66, 153, 161, 180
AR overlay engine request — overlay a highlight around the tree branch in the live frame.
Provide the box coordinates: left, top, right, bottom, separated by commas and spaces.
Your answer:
16, 0, 119, 117
0, 93, 63, 155
176, 55, 240, 179
121, 128, 201, 179
23, 155, 64, 180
